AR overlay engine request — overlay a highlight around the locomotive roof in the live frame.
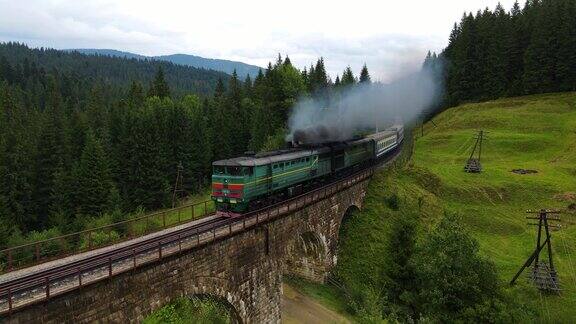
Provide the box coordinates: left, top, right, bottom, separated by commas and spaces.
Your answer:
213, 148, 327, 167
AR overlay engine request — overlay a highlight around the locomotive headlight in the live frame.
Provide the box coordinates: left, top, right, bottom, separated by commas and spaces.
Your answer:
230, 199, 237, 204
217, 198, 223, 202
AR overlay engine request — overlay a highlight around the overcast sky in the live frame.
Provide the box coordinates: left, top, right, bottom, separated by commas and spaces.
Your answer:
0, 0, 518, 82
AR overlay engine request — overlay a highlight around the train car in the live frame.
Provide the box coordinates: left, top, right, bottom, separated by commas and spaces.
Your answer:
211, 125, 404, 216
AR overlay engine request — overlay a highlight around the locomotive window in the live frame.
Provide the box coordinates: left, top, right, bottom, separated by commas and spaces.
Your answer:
228, 166, 242, 176
214, 166, 225, 175
246, 167, 253, 175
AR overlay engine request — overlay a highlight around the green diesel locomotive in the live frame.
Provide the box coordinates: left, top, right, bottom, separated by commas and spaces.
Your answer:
211, 125, 404, 216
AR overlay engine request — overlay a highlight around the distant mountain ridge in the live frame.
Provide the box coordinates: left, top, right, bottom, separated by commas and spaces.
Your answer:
69, 49, 262, 78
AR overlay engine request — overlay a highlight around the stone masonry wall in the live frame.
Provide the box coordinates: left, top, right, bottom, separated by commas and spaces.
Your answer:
3, 177, 369, 324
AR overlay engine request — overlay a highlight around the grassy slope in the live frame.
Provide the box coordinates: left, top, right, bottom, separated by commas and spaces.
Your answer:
331, 92, 576, 323
413, 92, 576, 322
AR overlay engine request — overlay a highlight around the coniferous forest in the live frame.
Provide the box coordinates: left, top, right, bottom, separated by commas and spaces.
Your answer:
0, 42, 370, 249
425, 0, 576, 107
0, 0, 573, 257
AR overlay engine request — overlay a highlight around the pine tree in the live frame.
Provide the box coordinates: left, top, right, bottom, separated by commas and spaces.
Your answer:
359, 64, 371, 83
384, 215, 419, 319
149, 67, 171, 98
128, 81, 145, 107
341, 66, 356, 86
243, 74, 253, 97
73, 131, 114, 217
33, 77, 69, 228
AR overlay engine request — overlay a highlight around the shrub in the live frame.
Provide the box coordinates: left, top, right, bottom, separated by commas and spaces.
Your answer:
385, 194, 400, 210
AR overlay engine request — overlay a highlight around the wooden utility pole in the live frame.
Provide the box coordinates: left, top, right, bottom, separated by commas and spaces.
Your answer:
510, 209, 561, 293
464, 130, 486, 173
171, 162, 185, 208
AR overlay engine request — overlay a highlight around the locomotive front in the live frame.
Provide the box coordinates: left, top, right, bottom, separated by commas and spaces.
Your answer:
211, 158, 254, 217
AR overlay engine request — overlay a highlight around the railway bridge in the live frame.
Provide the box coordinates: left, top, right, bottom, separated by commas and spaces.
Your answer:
0, 168, 374, 323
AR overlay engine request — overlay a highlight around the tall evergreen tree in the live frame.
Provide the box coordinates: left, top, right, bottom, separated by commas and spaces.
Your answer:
148, 67, 171, 98
359, 64, 371, 83
341, 66, 356, 86
73, 131, 114, 217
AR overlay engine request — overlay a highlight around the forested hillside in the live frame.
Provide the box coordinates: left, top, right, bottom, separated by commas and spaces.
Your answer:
0, 43, 229, 97
70, 49, 263, 78
0, 44, 372, 250
426, 0, 576, 107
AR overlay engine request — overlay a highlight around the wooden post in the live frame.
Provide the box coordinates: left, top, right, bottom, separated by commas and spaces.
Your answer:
108, 257, 113, 277
7, 250, 12, 271
45, 277, 50, 299
543, 212, 555, 271
162, 212, 166, 228
8, 288, 12, 313
191, 204, 195, 220
88, 231, 93, 249
535, 211, 544, 267
35, 243, 40, 262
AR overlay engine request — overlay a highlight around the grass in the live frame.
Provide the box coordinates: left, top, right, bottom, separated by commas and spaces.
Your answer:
326, 92, 576, 323
283, 276, 353, 319
412, 92, 576, 323
143, 296, 232, 324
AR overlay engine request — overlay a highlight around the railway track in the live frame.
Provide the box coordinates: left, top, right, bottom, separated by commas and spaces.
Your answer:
0, 147, 402, 315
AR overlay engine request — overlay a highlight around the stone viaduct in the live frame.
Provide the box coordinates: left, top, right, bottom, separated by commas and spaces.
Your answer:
4, 170, 372, 323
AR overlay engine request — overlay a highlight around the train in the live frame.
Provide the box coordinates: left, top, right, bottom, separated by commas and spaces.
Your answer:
211, 124, 404, 217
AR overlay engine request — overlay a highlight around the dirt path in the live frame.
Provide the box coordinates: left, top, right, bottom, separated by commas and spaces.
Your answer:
282, 283, 351, 324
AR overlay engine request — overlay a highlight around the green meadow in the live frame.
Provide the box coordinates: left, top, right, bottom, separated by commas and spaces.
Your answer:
413, 92, 576, 322
332, 92, 576, 323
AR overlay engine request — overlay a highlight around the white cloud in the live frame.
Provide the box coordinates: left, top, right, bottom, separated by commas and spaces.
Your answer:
0, 0, 518, 81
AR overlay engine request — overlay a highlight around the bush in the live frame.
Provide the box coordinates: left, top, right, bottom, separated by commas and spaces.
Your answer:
2, 227, 67, 269
385, 194, 400, 210
411, 213, 525, 322
79, 230, 120, 250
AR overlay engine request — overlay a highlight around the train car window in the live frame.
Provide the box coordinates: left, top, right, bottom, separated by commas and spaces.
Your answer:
245, 167, 253, 176
273, 164, 277, 169
214, 166, 225, 175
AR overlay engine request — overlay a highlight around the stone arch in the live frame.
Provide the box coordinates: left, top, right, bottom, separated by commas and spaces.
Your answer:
146, 275, 248, 323
185, 294, 243, 324
340, 204, 360, 228
284, 230, 329, 282
332, 204, 361, 267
